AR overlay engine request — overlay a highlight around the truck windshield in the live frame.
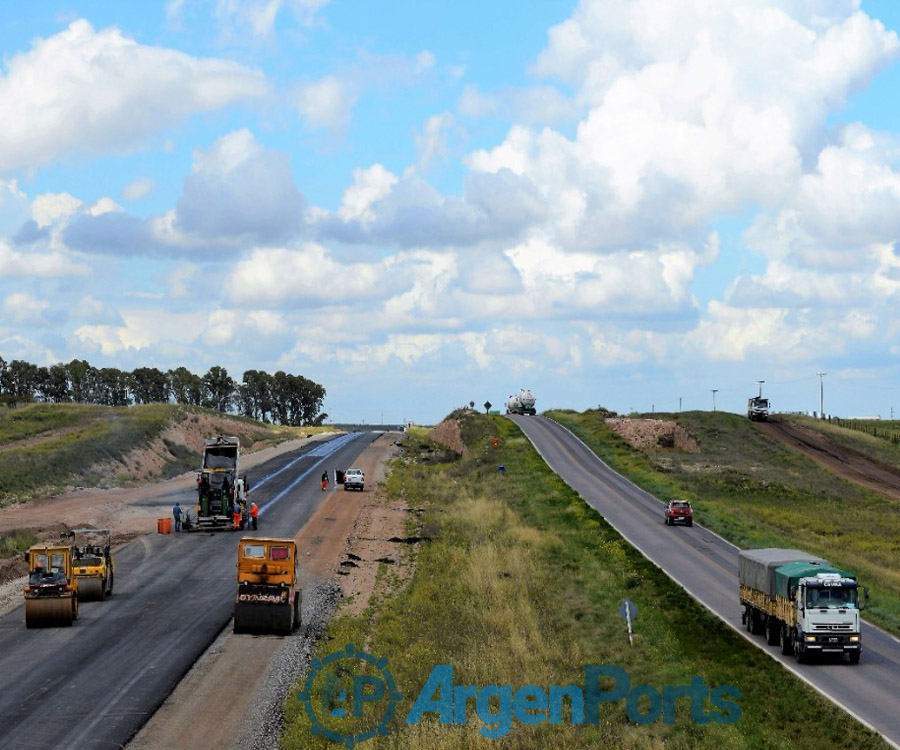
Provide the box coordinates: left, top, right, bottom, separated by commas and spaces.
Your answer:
806, 586, 858, 609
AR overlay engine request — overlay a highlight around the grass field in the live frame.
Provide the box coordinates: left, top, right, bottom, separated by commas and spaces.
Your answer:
282, 413, 889, 749
548, 409, 900, 638
0, 402, 316, 506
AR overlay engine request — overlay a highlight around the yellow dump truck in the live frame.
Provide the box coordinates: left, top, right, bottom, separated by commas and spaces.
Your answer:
23, 544, 78, 627
233, 537, 301, 635
71, 528, 114, 601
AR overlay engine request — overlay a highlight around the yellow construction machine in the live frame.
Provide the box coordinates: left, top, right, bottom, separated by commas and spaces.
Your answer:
233, 537, 301, 635
71, 528, 114, 601
23, 544, 78, 627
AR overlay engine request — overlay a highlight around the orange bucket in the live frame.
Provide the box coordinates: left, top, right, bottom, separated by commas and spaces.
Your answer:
158, 518, 172, 534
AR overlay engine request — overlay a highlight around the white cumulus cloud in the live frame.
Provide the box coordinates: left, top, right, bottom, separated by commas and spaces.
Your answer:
0, 20, 267, 173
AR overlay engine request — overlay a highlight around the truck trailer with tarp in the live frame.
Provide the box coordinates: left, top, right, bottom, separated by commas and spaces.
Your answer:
739, 548, 865, 663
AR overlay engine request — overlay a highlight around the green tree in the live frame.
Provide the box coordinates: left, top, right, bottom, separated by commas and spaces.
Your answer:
130, 367, 169, 404
94, 368, 129, 406
42, 363, 71, 402
168, 366, 203, 405
202, 365, 235, 412
65, 359, 95, 403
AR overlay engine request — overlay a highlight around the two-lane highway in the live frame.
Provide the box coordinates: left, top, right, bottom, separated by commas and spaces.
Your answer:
0, 431, 376, 750
511, 415, 900, 749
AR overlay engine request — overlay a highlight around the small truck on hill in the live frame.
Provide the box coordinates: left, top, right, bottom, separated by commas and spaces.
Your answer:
739, 548, 866, 663
506, 389, 537, 415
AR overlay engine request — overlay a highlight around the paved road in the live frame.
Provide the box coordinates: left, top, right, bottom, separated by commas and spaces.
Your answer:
0, 432, 376, 750
511, 415, 900, 749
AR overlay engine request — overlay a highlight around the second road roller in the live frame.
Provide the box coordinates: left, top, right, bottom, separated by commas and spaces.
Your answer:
71, 528, 114, 601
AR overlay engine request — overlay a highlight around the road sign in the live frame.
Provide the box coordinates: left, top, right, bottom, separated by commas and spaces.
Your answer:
618, 598, 638, 622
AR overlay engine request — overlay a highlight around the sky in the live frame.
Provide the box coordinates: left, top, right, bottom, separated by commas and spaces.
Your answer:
3, 1, 900, 425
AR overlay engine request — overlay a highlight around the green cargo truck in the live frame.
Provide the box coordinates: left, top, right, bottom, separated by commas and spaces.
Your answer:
739, 548, 867, 664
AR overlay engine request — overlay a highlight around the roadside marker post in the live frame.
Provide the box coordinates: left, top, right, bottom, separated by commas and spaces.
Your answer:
619, 598, 638, 645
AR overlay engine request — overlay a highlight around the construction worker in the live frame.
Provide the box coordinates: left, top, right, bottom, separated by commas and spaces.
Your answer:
232, 501, 242, 530
250, 501, 259, 530
173, 502, 182, 532
321, 471, 328, 491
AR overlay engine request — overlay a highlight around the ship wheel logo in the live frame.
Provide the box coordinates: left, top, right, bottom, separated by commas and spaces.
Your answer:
298, 643, 403, 747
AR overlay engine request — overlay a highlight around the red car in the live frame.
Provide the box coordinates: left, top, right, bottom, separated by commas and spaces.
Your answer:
664, 500, 693, 527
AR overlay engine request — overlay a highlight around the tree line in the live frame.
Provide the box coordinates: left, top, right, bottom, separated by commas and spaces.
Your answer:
0, 357, 327, 426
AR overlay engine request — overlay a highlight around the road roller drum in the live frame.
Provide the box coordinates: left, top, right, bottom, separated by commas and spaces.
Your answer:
25, 596, 75, 628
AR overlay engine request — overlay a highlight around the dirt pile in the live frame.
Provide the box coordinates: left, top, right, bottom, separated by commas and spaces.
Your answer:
606, 418, 699, 453
429, 419, 466, 456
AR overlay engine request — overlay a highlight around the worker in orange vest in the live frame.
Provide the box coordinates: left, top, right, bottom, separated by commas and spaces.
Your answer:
232, 501, 242, 530
250, 501, 259, 530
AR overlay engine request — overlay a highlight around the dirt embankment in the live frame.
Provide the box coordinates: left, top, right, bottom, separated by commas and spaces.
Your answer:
760, 417, 900, 500
606, 418, 700, 452
429, 418, 465, 455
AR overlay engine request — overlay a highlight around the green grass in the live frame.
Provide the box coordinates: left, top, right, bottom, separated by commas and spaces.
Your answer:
548, 410, 900, 638
282, 413, 889, 750
0, 529, 38, 559
0, 402, 313, 505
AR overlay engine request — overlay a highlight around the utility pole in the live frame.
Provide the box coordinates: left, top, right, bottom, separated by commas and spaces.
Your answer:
711, 389, 718, 412
679, 396, 682, 412
817, 372, 827, 418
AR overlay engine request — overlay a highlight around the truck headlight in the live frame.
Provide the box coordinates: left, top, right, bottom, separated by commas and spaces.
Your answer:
805, 635, 816, 643
850, 635, 860, 642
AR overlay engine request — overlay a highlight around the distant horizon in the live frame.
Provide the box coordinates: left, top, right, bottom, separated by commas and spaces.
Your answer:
3, 2, 900, 427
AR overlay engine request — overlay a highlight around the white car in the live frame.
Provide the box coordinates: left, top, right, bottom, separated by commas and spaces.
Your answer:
343, 468, 365, 491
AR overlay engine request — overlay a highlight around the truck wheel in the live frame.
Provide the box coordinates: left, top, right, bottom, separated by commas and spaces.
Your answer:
848, 651, 860, 664
794, 638, 807, 664
766, 618, 780, 646
744, 606, 753, 633
748, 609, 764, 636
780, 628, 792, 655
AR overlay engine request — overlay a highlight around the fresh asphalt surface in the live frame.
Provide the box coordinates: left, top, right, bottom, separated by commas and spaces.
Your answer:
510, 415, 900, 749
0, 431, 376, 750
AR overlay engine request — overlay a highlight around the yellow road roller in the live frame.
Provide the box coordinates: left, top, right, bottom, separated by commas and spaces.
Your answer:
71, 528, 114, 601
233, 537, 301, 635
24, 544, 78, 628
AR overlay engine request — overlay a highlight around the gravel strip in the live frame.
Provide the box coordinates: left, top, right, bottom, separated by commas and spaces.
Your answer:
232, 576, 342, 750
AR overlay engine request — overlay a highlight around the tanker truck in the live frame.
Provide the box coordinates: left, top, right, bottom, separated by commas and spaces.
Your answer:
506, 389, 536, 415
739, 548, 866, 664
